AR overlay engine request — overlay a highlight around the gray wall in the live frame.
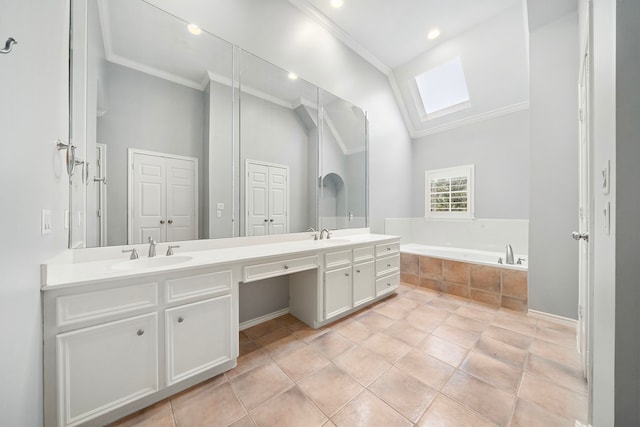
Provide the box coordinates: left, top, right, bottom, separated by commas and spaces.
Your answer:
528, 12, 579, 319
0, 2, 69, 425
239, 278, 290, 323
98, 63, 206, 245
411, 110, 530, 219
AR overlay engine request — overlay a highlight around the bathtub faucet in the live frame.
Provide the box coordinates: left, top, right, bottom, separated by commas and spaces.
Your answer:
505, 244, 514, 265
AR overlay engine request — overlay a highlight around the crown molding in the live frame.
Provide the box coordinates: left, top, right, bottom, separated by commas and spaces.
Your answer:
286, 0, 391, 75
411, 101, 529, 139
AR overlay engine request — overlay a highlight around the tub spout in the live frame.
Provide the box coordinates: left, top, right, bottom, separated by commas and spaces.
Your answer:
505, 244, 514, 265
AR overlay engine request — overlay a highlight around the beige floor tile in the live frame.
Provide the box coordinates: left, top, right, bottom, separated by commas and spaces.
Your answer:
332, 390, 413, 427
417, 394, 498, 427
273, 345, 329, 381
510, 398, 576, 427
395, 349, 455, 390
405, 290, 438, 304
444, 314, 489, 334
109, 400, 175, 427
228, 415, 256, 427
229, 363, 293, 410
225, 349, 271, 380
432, 324, 480, 348
354, 311, 395, 331
415, 334, 468, 367
519, 373, 588, 423
526, 354, 588, 395
386, 296, 421, 312
361, 332, 412, 363
262, 334, 306, 358
250, 386, 327, 427
239, 339, 261, 357
382, 320, 428, 346
404, 306, 450, 332
292, 324, 330, 342
442, 370, 516, 426
455, 305, 496, 323
298, 364, 364, 416
474, 336, 528, 369
536, 325, 577, 349
368, 367, 438, 422
483, 325, 533, 350
308, 332, 354, 360
254, 327, 292, 347
374, 302, 410, 320
172, 382, 246, 427
536, 318, 577, 335
332, 320, 373, 343
322, 420, 336, 427
333, 345, 391, 386
460, 350, 523, 393
244, 320, 285, 339
428, 297, 465, 312
530, 338, 582, 367
492, 311, 537, 336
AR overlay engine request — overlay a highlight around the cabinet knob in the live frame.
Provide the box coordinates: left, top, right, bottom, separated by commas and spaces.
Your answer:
387, 247, 391, 251
387, 283, 391, 287
168, 219, 173, 224
137, 329, 144, 336
160, 220, 165, 224
356, 269, 361, 273
178, 317, 184, 323
284, 265, 289, 270
345, 273, 350, 277
387, 264, 391, 267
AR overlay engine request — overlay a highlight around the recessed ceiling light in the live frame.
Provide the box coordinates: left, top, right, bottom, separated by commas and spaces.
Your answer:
288, 72, 299, 80
427, 28, 441, 40
331, 0, 344, 9
187, 24, 202, 35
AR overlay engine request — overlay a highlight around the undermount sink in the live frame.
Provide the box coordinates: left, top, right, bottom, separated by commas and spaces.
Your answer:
111, 255, 193, 271
314, 239, 351, 246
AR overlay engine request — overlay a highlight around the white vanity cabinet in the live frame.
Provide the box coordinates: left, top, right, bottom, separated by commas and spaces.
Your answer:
375, 242, 401, 297
324, 265, 353, 318
43, 265, 238, 427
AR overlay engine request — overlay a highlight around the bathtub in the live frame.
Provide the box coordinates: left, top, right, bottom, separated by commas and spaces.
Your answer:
401, 243, 527, 271
400, 243, 529, 312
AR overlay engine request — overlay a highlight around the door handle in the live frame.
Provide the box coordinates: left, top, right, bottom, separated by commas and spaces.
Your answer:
270, 219, 274, 222
160, 220, 165, 224
168, 219, 173, 224
572, 231, 589, 242
264, 219, 268, 222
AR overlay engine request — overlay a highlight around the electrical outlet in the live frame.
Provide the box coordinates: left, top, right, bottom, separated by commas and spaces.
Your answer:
216, 210, 222, 218
41, 210, 52, 235
602, 160, 610, 195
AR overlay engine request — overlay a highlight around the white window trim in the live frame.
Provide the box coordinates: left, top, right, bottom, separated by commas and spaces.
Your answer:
425, 164, 475, 219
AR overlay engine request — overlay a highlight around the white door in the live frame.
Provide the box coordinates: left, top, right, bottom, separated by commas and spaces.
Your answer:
165, 296, 232, 385
245, 160, 289, 236
166, 158, 198, 242
56, 313, 158, 426
129, 150, 198, 244
576, 46, 593, 380
269, 166, 288, 234
95, 143, 107, 246
246, 162, 269, 236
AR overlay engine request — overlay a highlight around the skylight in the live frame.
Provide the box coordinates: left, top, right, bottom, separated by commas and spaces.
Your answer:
414, 56, 471, 120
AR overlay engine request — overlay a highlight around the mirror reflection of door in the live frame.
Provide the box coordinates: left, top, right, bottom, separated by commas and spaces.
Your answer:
95, 143, 108, 246
245, 160, 289, 236
128, 149, 198, 244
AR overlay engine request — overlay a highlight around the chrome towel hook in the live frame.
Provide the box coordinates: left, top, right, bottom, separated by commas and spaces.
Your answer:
0, 37, 17, 54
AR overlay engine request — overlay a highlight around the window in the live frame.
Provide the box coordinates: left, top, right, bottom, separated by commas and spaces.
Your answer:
412, 56, 471, 121
425, 165, 474, 218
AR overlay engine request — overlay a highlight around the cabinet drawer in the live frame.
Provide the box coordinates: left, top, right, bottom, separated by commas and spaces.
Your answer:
353, 246, 374, 263
376, 242, 400, 257
325, 249, 352, 270
376, 273, 400, 297
166, 270, 232, 303
56, 283, 158, 327
244, 255, 319, 283
376, 254, 400, 277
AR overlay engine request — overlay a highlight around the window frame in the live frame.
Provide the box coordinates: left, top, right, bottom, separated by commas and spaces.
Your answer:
424, 164, 475, 219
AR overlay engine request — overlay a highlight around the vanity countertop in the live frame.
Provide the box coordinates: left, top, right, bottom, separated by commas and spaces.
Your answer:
41, 232, 399, 289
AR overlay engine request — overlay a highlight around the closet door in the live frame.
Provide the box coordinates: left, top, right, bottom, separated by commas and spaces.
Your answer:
131, 152, 167, 244
246, 162, 270, 236
166, 158, 197, 242
268, 166, 288, 234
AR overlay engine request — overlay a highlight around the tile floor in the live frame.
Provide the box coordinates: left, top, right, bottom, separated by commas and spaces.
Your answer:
111, 283, 588, 427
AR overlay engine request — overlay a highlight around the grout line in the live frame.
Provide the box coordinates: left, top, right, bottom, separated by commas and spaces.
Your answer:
168, 400, 178, 427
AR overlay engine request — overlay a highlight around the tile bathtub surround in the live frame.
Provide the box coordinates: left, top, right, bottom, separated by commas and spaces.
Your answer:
109, 283, 586, 427
401, 253, 529, 312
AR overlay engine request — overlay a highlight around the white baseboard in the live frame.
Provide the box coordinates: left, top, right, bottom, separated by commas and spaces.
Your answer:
239, 308, 290, 331
528, 309, 578, 328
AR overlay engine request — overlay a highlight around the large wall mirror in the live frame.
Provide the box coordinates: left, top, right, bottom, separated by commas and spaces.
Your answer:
70, 0, 367, 249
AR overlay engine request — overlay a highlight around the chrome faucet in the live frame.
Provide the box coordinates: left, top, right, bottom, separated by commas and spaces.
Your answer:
148, 237, 157, 258
306, 227, 318, 240
505, 244, 514, 265
319, 228, 331, 240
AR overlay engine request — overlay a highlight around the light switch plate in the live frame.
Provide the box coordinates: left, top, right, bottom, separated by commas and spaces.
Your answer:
41, 210, 52, 235
217, 202, 224, 210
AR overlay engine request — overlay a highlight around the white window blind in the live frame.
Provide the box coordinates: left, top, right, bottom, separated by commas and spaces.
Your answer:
425, 165, 474, 218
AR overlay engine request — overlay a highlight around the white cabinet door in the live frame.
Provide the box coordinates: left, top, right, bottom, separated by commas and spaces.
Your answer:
165, 295, 233, 385
353, 261, 375, 307
56, 313, 158, 426
324, 266, 352, 319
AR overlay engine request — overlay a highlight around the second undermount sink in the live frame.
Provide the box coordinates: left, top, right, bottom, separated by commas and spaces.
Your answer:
111, 255, 193, 271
